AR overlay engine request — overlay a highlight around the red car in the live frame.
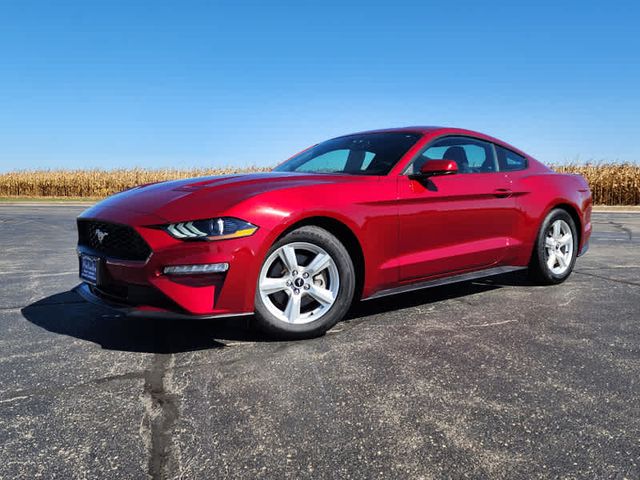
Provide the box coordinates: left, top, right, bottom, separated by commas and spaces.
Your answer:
76, 127, 592, 338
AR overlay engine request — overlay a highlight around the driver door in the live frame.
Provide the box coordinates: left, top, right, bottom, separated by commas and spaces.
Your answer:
396, 136, 516, 282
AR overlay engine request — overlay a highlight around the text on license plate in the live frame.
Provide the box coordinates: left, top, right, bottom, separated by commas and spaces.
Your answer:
80, 255, 99, 284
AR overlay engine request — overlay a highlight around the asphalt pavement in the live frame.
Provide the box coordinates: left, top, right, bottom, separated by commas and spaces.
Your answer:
0, 205, 638, 479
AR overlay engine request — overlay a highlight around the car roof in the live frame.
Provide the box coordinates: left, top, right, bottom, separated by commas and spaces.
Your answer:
340, 126, 530, 158
340, 126, 444, 135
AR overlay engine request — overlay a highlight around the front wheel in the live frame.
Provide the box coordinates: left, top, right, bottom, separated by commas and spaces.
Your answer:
254, 226, 355, 339
528, 208, 578, 284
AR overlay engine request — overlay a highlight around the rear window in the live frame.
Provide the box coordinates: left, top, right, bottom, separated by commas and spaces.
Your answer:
496, 145, 528, 171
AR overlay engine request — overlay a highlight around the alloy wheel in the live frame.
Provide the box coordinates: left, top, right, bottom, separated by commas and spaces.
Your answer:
544, 219, 574, 275
258, 242, 340, 324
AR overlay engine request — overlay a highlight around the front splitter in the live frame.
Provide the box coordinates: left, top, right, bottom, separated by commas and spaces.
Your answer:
73, 283, 252, 320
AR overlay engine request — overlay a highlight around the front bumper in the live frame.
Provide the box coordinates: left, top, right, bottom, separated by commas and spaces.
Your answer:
74, 283, 251, 320
578, 239, 589, 257
76, 207, 265, 317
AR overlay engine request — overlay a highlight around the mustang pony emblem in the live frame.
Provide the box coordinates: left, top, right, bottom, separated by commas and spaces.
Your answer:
95, 229, 109, 243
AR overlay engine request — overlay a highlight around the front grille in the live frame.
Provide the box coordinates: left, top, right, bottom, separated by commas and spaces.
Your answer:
78, 220, 152, 261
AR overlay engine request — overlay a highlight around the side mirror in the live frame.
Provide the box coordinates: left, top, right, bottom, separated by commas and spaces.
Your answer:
409, 159, 458, 180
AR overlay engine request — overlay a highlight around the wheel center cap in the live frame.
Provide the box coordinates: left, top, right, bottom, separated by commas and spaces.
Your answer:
294, 277, 305, 288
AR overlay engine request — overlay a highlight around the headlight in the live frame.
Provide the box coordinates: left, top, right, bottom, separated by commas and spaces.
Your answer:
165, 217, 258, 240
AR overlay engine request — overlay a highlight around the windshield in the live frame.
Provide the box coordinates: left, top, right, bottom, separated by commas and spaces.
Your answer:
274, 132, 422, 176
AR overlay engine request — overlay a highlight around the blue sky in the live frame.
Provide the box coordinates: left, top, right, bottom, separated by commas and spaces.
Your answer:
1, 0, 639, 172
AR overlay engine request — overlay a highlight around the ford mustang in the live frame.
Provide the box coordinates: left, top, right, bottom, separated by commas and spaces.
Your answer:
75, 126, 592, 338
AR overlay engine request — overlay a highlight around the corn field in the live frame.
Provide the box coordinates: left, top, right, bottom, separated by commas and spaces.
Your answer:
0, 163, 638, 205
0, 167, 269, 199
552, 163, 640, 205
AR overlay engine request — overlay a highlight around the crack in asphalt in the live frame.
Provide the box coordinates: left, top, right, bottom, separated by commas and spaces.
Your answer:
0, 355, 238, 405
142, 354, 179, 480
575, 270, 640, 288
1, 351, 185, 479
139, 325, 180, 480
607, 220, 634, 241
578, 265, 640, 270
0, 370, 147, 404
464, 319, 519, 328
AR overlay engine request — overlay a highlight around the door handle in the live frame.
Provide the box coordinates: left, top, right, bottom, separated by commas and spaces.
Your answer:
493, 188, 512, 198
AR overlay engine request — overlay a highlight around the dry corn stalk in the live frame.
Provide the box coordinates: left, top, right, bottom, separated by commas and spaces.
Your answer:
0, 164, 638, 205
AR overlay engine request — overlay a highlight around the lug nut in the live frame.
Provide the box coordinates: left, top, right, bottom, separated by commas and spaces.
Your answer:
294, 288, 300, 295
292, 270, 298, 276
303, 284, 310, 290
286, 280, 292, 287
302, 272, 309, 278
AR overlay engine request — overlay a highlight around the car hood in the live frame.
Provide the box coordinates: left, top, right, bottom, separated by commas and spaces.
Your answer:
81, 172, 368, 223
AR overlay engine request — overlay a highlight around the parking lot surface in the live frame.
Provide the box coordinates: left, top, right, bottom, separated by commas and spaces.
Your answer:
0, 206, 639, 479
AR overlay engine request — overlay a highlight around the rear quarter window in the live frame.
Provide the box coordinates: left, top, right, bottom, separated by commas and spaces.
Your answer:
496, 145, 528, 172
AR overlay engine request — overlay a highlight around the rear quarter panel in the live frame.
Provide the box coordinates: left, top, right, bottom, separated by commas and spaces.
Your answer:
509, 170, 592, 265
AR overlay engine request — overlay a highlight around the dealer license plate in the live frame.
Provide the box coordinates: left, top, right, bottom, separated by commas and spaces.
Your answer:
79, 255, 100, 285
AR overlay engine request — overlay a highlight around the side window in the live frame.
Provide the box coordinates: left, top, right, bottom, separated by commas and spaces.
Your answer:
294, 149, 349, 173
496, 145, 527, 172
464, 144, 490, 170
361, 151, 376, 170
409, 137, 497, 174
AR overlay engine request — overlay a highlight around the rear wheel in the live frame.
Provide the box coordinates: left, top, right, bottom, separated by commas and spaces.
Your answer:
528, 209, 578, 284
254, 226, 355, 339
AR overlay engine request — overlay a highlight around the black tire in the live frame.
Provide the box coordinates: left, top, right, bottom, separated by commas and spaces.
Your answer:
528, 208, 578, 285
254, 226, 355, 339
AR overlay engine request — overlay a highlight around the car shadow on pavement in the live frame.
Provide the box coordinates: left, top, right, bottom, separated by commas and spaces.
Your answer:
21, 271, 530, 354
21, 290, 262, 354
